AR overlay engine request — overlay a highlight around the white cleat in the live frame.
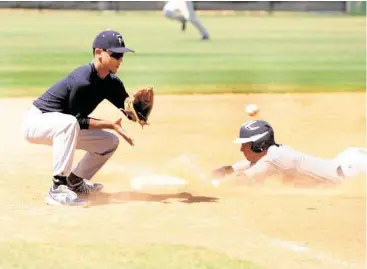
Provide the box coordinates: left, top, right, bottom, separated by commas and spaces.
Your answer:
45, 185, 88, 206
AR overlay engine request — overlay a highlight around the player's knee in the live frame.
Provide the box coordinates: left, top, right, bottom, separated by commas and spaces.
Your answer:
98, 134, 119, 156
110, 134, 120, 150
163, 9, 173, 18
106, 133, 120, 152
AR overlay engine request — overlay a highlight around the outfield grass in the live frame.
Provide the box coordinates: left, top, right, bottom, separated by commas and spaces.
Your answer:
0, 242, 259, 269
0, 10, 365, 96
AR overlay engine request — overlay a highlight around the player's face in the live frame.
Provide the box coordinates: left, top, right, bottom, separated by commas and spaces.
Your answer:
102, 50, 124, 74
240, 143, 258, 163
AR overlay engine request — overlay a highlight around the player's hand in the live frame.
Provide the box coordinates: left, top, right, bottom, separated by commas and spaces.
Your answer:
112, 118, 134, 146
138, 120, 149, 129
212, 165, 234, 178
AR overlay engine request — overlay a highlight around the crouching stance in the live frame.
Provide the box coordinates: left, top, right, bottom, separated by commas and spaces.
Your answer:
22, 29, 154, 206
212, 120, 367, 185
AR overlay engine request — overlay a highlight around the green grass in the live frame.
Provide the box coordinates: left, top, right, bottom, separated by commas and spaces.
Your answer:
0, 242, 259, 269
0, 10, 365, 97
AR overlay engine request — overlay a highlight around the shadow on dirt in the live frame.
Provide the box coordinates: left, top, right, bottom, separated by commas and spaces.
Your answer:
83, 191, 219, 207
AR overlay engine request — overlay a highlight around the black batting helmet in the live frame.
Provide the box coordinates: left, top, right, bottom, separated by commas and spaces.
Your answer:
233, 120, 276, 153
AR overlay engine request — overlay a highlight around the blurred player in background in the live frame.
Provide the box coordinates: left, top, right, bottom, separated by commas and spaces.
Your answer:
212, 120, 367, 186
163, 0, 210, 40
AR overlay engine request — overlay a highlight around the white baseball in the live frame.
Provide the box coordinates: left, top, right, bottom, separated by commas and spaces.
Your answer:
246, 104, 259, 117
211, 179, 220, 187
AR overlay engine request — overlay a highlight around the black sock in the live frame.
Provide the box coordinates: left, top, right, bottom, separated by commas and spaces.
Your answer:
52, 175, 67, 188
67, 172, 83, 185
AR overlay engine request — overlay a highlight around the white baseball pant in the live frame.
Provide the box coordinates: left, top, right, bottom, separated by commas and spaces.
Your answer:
22, 105, 119, 179
163, 0, 209, 38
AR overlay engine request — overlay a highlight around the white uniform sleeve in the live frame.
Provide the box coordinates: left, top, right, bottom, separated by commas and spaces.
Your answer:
243, 158, 271, 178
231, 160, 251, 172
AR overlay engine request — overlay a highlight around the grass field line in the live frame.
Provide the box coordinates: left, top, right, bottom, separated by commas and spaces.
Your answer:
267, 237, 358, 269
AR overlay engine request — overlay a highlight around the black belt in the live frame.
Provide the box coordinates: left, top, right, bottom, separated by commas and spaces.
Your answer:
336, 166, 345, 178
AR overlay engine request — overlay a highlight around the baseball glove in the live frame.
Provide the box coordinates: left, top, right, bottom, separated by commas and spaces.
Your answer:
122, 86, 154, 127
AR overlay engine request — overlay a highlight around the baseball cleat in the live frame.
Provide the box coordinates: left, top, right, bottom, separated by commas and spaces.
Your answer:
181, 19, 187, 32
66, 173, 104, 194
45, 185, 87, 206
67, 178, 104, 194
84, 179, 104, 192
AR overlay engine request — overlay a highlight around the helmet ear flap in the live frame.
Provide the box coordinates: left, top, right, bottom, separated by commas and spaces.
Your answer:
251, 142, 264, 153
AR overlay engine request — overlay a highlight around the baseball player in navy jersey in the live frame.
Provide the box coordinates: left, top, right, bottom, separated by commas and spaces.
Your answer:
212, 120, 367, 185
22, 29, 154, 206
163, 0, 209, 40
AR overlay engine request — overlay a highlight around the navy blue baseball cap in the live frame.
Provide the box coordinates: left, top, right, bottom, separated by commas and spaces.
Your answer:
92, 29, 135, 53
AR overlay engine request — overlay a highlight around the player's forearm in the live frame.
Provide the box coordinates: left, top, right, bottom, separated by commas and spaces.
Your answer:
88, 118, 114, 130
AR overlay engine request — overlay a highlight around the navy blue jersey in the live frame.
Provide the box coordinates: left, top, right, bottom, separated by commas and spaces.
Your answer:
33, 63, 129, 129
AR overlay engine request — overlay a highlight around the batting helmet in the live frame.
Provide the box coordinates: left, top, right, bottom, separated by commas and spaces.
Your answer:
233, 120, 276, 153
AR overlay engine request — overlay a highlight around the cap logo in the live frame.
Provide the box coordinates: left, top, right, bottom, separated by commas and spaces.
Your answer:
116, 35, 123, 46
242, 120, 260, 131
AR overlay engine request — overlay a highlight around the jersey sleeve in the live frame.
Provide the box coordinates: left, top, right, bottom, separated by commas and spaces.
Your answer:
231, 160, 251, 172
243, 158, 271, 178
106, 78, 129, 110
67, 77, 90, 130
